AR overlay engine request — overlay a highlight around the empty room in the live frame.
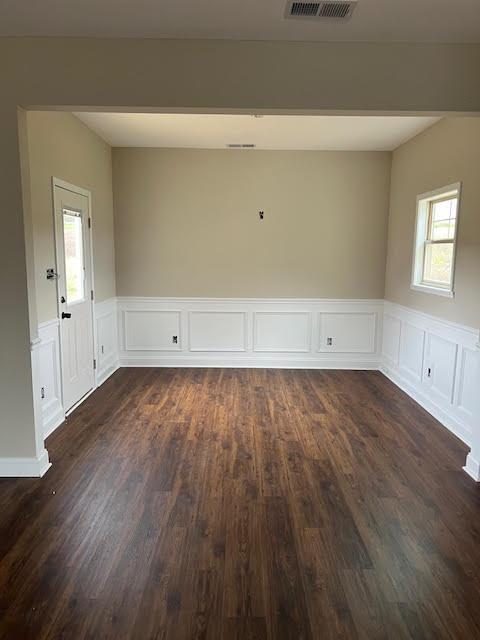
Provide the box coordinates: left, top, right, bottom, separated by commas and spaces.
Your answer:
1, 2, 480, 640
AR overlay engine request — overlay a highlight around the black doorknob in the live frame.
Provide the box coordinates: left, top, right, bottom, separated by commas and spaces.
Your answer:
61, 312, 72, 319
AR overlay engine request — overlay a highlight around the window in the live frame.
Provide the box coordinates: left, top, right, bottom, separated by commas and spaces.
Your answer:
63, 209, 85, 304
411, 183, 461, 297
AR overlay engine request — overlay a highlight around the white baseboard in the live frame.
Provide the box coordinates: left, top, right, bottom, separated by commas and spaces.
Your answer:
121, 354, 380, 369
43, 401, 65, 439
96, 359, 120, 386
463, 453, 480, 482
0, 448, 51, 478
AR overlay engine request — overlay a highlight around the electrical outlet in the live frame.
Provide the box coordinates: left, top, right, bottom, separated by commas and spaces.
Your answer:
172, 335, 178, 344
259, 211, 264, 220
427, 367, 432, 377
101, 345, 104, 354
327, 337, 333, 346
41, 387, 45, 399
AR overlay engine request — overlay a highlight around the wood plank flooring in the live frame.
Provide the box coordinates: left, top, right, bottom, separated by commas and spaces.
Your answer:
1, 368, 479, 639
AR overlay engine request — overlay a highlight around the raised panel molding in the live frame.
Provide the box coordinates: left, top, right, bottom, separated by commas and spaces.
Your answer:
254, 311, 311, 353
32, 297, 479, 482
35, 320, 64, 438
318, 312, 376, 353
424, 333, 458, 404
95, 298, 120, 387
189, 311, 247, 352
382, 313, 401, 365
382, 301, 479, 449
124, 309, 181, 351
456, 347, 478, 422
399, 322, 425, 383
118, 297, 383, 368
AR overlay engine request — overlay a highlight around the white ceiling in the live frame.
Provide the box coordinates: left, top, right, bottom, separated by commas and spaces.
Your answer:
1, 0, 480, 42
74, 113, 440, 151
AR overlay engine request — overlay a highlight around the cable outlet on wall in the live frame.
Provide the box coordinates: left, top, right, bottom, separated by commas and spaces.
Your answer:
172, 336, 178, 344
327, 337, 333, 346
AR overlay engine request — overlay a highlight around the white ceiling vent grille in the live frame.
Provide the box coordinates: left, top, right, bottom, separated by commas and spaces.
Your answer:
286, 0, 357, 20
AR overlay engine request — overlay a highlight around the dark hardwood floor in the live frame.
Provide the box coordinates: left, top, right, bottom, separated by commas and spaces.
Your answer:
1, 368, 479, 639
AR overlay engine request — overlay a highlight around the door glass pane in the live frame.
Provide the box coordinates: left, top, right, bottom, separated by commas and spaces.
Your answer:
423, 242, 453, 286
63, 210, 84, 303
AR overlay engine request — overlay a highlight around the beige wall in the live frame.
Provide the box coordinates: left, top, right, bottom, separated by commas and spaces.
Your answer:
1, 36, 480, 460
385, 118, 480, 329
27, 112, 116, 323
113, 149, 391, 299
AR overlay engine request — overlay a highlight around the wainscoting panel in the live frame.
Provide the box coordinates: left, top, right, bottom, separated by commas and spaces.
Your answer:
382, 313, 401, 366
32, 298, 120, 440
318, 312, 376, 353
35, 320, 64, 438
254, 311, 311, 352
124, 310, 181, 352
381, 301, 479, 447
399, 322, 425, 383
118, 298, 384, 368
456, 347, 478, 424
424, 333, 458, 404
189, 311, 247, 352
31, 297, 478, 480
95, 298, 120, 386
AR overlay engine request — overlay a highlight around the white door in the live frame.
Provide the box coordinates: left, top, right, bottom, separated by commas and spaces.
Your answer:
54, 184, 95, 413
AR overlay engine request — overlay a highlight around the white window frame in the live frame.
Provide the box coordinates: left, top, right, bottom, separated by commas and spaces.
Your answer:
411, 182, 461, 298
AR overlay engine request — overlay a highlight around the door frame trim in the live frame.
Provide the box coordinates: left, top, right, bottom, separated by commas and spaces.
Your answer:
51, 177, 98, 414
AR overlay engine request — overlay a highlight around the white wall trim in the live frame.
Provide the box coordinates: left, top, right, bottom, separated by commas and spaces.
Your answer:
463, 453, 480, 482
31, 296, 479, 482
95, 297, 120, 387
33, 319, 65, 439
0, 449, 51, 478
383, 301, 477, 338
381, 301, 479, 450
116, 296, 385, 305
118, 297, 384, 369
120, 354, 380, 369
253, 310, 312, 353
32, 298, 120, 442
381, 360, 472, 445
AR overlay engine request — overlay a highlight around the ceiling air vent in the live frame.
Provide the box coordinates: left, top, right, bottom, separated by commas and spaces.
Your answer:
290, 2, 320, 16
286, 0, 357, 20
227, 143, 256, 148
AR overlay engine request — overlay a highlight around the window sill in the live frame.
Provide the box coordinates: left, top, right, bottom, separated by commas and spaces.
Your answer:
410, 283, 454, 298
